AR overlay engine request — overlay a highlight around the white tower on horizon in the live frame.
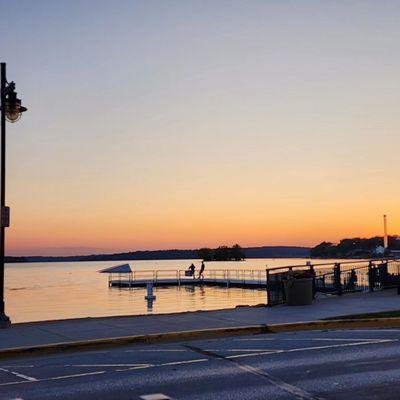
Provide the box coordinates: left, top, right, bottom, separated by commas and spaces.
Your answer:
383, 214, 389, 249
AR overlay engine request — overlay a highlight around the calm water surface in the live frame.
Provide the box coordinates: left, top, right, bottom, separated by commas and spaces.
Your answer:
5, 258, 341, 323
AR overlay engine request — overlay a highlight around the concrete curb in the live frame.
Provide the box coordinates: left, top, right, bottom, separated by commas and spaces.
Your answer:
1, 317, 400, 360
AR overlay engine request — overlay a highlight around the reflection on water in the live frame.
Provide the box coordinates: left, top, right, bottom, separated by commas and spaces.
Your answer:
4, 258, 340, 323
146, 298, 155, 312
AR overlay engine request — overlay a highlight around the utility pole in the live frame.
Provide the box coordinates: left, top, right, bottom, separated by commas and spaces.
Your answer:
0, 63, 9, 328
0, 63, 27, 328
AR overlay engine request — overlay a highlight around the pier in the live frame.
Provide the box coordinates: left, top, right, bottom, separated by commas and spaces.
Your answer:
108, 269, 268, 289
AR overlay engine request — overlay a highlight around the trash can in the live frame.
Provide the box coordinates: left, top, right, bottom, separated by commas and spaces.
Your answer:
284, 278, 313, 306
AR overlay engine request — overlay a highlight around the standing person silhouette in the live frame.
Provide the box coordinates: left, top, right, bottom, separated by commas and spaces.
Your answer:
198, 261, 205, 279
188, 263, 195, 278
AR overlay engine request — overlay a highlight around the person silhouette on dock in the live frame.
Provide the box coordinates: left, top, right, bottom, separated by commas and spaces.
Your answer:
188, 263, 196, 277
198, 261, 205, 279
348, 269, 357, 291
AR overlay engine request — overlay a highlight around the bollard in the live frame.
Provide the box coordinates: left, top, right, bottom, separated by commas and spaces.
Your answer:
145, 282, 156, 300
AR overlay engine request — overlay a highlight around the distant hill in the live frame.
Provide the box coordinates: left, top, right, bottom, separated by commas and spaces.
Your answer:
5, 245, 310, 263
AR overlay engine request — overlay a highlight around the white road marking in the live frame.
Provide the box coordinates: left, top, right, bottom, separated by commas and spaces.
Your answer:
125, 349, 187, 352
0, 380, 22, 386
116, 365, 154, 372
234, 362, 324, 400
159, 358, 208, 367
0, 370, 106, 387
46, 371, 106, 381
116, 358, 208, 372
204, 349, 280, 352
0, 367, 37, 382
70, 364, 152, 368
140, 394, 172, 400
225, 339, 397, 359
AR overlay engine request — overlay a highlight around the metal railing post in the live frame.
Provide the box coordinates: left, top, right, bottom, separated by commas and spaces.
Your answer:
368, 261, 375, 292
334, 263, 342, 295
309, 264, 316, 299
379, 261, 388, 288
266, 269, 271, 306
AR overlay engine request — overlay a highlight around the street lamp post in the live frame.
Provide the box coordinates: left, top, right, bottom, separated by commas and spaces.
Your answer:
0, 63, 27, 328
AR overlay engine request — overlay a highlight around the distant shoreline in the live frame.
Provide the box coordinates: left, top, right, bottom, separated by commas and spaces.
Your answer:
5, 246, 310, 264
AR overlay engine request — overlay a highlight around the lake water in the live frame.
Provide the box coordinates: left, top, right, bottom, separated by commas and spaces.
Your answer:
5, 258, 341, 323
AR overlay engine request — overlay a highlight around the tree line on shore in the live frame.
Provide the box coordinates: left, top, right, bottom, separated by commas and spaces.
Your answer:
197, 244, 245, 261
311, 236, 400, 258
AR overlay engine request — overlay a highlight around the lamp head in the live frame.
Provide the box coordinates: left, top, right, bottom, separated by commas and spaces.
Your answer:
4, 82, 27, 123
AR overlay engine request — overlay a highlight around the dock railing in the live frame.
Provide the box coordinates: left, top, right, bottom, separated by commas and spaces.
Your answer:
266, 258, 400, 306
108, 269, 268, 287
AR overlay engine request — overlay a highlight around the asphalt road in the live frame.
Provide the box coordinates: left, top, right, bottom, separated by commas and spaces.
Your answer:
1, 328, 400, 399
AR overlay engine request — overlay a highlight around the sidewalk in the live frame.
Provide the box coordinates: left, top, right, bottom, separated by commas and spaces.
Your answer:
1, 289, 400, 352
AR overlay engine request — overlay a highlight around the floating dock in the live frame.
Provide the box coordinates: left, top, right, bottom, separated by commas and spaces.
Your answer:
107, 269, 268, 289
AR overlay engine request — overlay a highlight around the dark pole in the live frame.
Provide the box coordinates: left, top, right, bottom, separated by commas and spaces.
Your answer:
0, 63, 10, 327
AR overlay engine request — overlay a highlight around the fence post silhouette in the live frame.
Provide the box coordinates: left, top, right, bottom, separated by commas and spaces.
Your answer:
333, 263, 342, 295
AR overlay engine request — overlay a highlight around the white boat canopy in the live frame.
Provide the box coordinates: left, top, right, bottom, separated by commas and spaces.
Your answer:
98, 263, 132, 274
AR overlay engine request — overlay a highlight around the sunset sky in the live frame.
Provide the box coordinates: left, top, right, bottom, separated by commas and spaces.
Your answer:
2, 1, 400, 256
